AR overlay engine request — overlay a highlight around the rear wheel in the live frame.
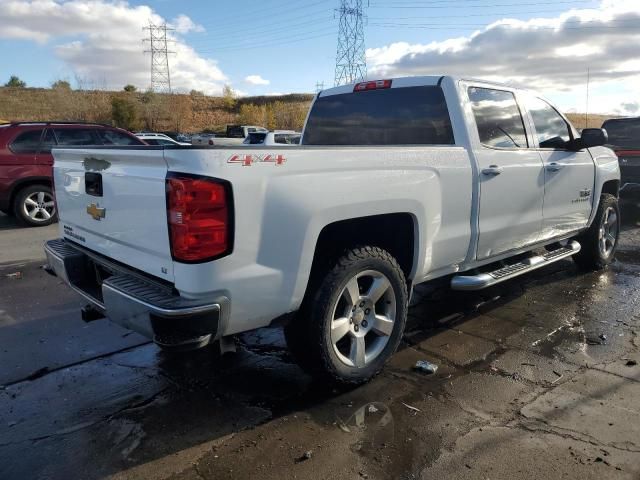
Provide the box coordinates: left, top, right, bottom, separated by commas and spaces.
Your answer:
285, 246, 408, 386
573, 194, 620, 270
13, 184, 57, 227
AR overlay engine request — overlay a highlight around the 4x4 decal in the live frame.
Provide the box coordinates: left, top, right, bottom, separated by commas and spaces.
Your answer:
227, 154, 286, 166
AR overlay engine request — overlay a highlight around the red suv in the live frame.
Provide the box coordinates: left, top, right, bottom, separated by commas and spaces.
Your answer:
0, 122, 145, 226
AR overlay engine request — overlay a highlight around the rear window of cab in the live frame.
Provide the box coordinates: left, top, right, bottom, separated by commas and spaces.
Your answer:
302, 86, 454, 146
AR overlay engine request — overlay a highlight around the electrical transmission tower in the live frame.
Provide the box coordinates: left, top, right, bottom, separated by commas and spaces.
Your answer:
143, 22, 175, 93
315, 81, 325, 92
334, 0, 367, 86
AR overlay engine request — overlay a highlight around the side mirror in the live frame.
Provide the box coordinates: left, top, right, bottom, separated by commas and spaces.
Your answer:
578, 128, 608, 149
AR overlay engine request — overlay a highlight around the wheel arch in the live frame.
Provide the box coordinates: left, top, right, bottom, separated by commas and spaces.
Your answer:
301, 213, 418, 306
8, 176, 52, 211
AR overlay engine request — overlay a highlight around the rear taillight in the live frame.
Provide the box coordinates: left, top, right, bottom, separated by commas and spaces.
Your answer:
166, 174, 232, 262
353, 79, 392, 92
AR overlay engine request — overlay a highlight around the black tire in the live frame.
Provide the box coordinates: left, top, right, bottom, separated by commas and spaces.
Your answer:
573, 193, 620, 270
13, 184, 57, 227
285, 246, 408, 386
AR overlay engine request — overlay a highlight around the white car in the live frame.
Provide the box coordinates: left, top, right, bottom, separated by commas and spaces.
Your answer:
191, 133, 246, 147
243, 130, 301, 146
46, 75, 620, 386
136, 133, 190, 146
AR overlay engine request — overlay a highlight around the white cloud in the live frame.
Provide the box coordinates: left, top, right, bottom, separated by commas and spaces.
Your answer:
366, 0, 640, 113
245, 74, 270, 86
0, 0, 227, 94
171, 14, 204, 34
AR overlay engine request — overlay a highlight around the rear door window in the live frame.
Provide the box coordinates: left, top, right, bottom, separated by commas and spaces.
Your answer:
468, 87, 528, 148
40, 129, 57, 153
54, 128, 99, 146
602, 119, 640, 149
10, 129, 44, 153
524, 97, 572, 149
98, 129, 142, 145
244, 133, 266, 144
302, 86, 454, 145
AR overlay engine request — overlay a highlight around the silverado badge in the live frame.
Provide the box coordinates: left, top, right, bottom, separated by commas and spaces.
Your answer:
87, 203, 106, 221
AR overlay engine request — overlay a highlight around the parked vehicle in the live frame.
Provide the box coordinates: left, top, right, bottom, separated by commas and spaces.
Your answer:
190, 133, 217, 146
45, 76, 620, 385
243, 130, 301, 146
602, 117, 640, 201
0, 122, 144, 226
226, 125, 268, 138
136, 133, 190, 146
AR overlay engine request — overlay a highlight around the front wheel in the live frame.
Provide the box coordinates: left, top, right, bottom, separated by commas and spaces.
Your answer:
285, 246, 408, 386
573, 193, 620, 270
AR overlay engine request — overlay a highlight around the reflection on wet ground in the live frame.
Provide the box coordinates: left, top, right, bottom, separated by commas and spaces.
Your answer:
1, 205, 639, 480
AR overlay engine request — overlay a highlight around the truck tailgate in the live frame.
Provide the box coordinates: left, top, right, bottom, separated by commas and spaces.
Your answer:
52, 147, 174, 283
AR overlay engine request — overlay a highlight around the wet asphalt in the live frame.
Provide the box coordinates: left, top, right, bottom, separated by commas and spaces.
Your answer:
1, 207, 640, 480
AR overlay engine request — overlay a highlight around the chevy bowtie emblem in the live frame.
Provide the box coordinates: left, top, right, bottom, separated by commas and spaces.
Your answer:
87, 203, 106, 221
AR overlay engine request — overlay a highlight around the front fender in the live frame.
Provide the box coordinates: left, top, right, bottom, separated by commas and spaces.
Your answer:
589, 146, 620, 226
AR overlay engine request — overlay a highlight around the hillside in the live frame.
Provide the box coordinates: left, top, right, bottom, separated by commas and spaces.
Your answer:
0, 86, 618, 133
0, 87, 314, 133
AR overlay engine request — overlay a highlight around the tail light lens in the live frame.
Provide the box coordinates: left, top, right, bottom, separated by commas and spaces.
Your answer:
166, 174, 232, 262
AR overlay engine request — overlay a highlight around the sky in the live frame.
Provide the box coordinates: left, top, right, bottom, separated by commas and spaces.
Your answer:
0, 0, 639, 115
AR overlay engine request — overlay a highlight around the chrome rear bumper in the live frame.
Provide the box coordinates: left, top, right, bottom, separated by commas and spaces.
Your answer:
44, 238, 225, 349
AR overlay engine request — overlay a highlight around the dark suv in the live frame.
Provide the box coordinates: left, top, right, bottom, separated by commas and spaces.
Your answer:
0, 122, 145, 226
602, 117, 640, 202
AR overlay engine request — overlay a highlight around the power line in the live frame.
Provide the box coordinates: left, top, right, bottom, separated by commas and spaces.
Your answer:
143, 22, 175, 93
334, 0, 368, 86
368, 1, 593, 8
194, 25, 337, 53
190, 0, 332, 38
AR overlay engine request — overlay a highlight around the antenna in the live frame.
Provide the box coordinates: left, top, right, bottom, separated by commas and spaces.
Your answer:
143, 22, 175, 93
585, 68, 590, 129
334, 0, 368, 86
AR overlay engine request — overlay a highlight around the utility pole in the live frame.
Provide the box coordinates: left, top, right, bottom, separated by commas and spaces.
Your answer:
334, 0, 368, 86
143, 22, 175, 93
585, 67, 590, 129
315, 81, 325, 92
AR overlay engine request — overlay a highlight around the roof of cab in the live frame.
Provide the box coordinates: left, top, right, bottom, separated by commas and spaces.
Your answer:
318, 75, 518, 97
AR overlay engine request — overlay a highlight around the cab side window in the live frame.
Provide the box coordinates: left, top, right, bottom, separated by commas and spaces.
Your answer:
468, 87, 528, 149
525, 97, 571, 149
10, 129, 44, 154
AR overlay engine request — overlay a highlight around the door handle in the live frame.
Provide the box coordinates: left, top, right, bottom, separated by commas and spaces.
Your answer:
546, 162, 564, 172
482, 165, 504, 176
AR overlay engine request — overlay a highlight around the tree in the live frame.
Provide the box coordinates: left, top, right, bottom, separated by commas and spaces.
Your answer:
111, 97, 138, 131
123, 84, 137, 92
222, 84, 237, 110
5, 75, 26, 88
51, 80, 71, 90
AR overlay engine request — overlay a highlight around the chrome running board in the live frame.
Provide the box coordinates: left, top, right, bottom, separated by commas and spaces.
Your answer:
451, 241, 581, 291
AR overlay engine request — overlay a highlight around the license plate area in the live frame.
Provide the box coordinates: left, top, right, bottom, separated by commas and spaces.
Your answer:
85, 172, 103, 197
69, 257, 113, 303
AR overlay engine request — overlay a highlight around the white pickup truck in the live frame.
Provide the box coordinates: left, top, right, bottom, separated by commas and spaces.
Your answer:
45, 76, 620, 385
